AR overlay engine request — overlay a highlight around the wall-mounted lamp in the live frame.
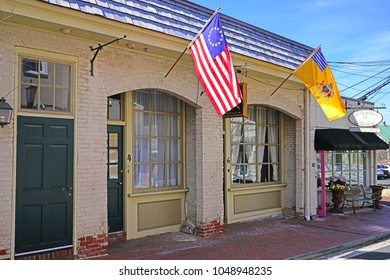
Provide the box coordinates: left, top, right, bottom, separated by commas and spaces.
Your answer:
0, 97, 13, 127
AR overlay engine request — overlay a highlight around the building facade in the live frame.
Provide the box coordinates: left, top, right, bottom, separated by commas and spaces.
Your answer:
309, 97, 388, 214
1, 0, 386, 260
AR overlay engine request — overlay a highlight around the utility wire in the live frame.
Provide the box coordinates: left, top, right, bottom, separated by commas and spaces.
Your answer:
354, 75, 390, 97
329, 60, 390, 66
339, 66, 390, 93
332, 67, 388, 79
357, 76, 390, 100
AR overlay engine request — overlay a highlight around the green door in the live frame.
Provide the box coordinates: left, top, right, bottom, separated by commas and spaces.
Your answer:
16, 116, 74, 255
107, 125, 123, 233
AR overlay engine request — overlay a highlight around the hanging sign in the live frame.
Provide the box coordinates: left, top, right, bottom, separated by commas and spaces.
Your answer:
348, 109, 383, 127
223, 82, 248, 118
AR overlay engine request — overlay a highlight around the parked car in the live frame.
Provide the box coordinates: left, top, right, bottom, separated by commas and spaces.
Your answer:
377, 168, 385, 180
377, 164, 390, 178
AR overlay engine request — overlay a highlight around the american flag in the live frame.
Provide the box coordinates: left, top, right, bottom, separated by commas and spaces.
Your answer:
189, 13, 242, 116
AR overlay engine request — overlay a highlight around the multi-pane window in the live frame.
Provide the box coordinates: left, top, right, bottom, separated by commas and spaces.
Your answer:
108, 94, 122, 120
108, 132, 120, 179
20, 58, 71, 113
324, 151, 367, 186
230, 106, 280, 185
133, 89, 182, 189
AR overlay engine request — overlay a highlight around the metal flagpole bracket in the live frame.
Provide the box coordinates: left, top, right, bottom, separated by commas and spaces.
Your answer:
89, 35, 127, 76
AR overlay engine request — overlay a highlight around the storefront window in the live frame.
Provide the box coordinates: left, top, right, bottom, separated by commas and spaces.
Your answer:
324, 151, 367, 186
230, 106, 280, 185
133, 90, 182, 189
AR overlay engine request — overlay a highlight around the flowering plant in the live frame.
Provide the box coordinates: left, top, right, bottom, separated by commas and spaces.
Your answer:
329, 176, 349, 191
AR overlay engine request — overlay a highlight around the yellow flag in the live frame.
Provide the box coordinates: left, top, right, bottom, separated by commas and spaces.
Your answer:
294, 46, 346, 121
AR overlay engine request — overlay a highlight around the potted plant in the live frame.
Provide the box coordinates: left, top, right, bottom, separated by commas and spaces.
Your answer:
329, 176, 348, 213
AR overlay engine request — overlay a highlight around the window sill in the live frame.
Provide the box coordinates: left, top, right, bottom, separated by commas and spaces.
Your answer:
128, 187, 189, 197
228, 183, 286, 192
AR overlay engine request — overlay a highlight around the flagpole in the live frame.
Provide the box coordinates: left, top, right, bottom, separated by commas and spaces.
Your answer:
269, 45, 321, 97
164, 6, 221, 78
164, 48, 188, 78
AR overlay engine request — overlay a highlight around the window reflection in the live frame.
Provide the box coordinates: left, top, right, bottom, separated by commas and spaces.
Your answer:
20, 58, 71, 112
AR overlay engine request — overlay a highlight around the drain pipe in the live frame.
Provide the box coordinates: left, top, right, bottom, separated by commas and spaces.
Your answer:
304, 89, 311, 221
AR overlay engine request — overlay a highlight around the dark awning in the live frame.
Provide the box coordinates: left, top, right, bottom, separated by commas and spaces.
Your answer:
315, 129, 389, 151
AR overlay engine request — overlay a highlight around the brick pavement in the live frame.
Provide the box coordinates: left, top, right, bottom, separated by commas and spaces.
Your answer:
93, 194, 390, 260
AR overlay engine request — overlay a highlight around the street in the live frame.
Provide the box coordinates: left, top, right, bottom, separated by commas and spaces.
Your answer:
378, 177, 390, 185
326, 239, 390, 260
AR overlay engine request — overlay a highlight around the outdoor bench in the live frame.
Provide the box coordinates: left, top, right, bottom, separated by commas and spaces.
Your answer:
342, 184, 376, 213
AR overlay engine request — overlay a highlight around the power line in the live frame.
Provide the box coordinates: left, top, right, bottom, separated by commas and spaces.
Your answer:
357, 76, 390, 101
355, 75, 390, 96
329, 60, 390, 66
339, 66, 390, 93
331, 67, 389, 79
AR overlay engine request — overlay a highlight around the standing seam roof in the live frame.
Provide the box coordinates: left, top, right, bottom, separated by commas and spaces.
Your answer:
42, 0, 313, 69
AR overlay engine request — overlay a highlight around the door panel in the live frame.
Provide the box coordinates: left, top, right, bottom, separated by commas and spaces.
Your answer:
16, 116, 73, 255
107, 125, 123, 233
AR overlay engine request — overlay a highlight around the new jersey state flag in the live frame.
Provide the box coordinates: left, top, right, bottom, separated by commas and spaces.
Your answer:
189, 13, 242, 116
294, 47, 346, 121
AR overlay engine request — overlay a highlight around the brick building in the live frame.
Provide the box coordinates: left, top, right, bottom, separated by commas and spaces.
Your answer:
0, 0, 386, 260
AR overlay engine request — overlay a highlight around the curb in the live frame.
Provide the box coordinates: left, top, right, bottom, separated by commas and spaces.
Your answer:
287, 232, 390, 260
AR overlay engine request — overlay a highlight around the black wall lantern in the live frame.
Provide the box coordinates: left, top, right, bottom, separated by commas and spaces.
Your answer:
0, 97, 13, 127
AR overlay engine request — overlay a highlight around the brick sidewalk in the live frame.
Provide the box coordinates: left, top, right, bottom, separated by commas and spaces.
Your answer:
94, 199, 390, 260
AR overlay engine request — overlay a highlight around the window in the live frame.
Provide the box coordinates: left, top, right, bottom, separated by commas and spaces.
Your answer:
230, 106, 280, 185
323, 151, 367, 186
20, 58, 71, 113
133, 89, 182, 189
107, 94, 122, 120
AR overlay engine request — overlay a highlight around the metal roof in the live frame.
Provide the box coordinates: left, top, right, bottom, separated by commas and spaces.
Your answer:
42, 0, 313, 69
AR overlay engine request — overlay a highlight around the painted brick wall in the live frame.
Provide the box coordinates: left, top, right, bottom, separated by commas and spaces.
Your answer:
185, 105, 198, 222
194, 106, 225, 233
294, 119, 305, 217
0, 124, 13, 259
0, 24, 17, 260
283, 116, 297, 213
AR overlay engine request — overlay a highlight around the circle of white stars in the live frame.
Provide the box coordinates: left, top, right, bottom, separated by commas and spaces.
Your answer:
207, 27, 223, 47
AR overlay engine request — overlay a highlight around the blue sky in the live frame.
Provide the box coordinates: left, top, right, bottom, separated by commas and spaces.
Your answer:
190, 0, 390, 124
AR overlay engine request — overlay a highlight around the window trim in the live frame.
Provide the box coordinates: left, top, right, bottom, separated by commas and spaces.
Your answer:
225, 105, 282, 189
128, 89, 185, 193
15, 47, 77, 118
